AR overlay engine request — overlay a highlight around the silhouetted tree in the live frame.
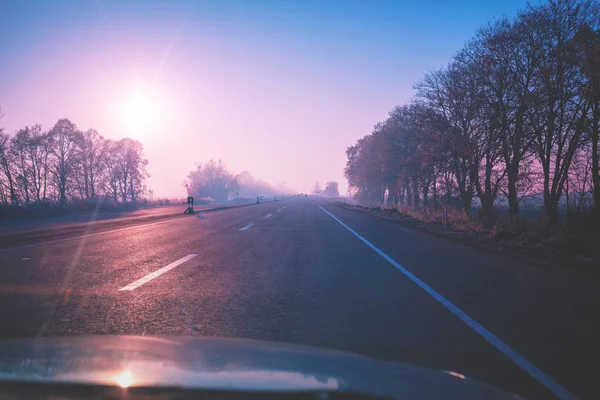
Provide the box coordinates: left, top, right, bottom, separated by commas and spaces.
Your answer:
186, 160, 238, 202
75, 128, 106, 200
323, 181, 340, 197
48, 119, 80, 206
524, 0, 599, 225
345, 0, 600, 228
0, 114, 149, 207
0, 129, 19, 206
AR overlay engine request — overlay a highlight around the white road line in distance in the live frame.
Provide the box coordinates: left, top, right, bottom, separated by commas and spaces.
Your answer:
277, 209, 281, 212
266, 214, 272, 218
318, 205, 576, 400
239, 223, 254, 231
0, 217, 186, 253
119, 254, 197, 291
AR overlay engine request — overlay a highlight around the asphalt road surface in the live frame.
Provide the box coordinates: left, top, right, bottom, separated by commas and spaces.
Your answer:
0, 197, 598, 399
0, 198, 259, 235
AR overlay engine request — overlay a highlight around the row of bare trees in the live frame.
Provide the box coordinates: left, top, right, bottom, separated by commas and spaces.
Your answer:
345, 0, 600, 226
0, 116, 149, 207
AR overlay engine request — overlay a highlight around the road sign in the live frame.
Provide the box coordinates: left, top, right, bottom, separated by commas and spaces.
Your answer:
187, 196, 194, 205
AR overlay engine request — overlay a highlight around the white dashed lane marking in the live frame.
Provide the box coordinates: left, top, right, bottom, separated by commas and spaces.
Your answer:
239, 223, 254, 231
119, 254, 197, 291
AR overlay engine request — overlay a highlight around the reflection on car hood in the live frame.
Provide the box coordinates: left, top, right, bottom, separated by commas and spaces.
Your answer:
0, 336, 520, 399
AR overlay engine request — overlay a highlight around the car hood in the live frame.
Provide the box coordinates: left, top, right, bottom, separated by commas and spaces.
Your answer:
0, 336, 520, 399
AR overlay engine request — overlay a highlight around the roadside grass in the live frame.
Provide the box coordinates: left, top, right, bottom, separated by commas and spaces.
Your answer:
0, 197, 188, 221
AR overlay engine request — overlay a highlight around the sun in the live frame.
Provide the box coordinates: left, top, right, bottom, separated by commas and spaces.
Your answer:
114, 78, 163, 138
116, 370, 134, 388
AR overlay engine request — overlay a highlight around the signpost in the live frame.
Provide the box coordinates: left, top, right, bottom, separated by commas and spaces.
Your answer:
184, 196, 195, 214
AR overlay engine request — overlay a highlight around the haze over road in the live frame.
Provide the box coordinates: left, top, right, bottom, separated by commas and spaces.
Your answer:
0, 197, 597, 400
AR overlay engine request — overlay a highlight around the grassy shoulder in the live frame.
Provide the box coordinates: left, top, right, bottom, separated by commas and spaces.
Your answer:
334, 202, 600, 286
0, 198, 188, 221
0, 198, 265, 249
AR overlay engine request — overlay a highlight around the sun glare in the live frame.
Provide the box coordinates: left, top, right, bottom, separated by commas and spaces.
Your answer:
116, 370, 134, 388
114, 78, 163, 138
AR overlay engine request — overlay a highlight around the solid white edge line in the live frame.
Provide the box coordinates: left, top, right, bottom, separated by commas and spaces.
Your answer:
0, 217, 187, 253
119, 254, 197, 291
239, 223, 254, 231
318, 205, 576, 400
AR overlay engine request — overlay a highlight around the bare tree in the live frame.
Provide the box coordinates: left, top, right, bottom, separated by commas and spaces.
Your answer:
344, 134, 387, 205
6, 125, 51, 204
574, 22, 600, 218
0, 130, 19, 206
186, 160, 237, 202
103, 139, 121, 203
9, 128, 33, 205
416, 62, 483, 215
48, 119, 81, 206
76, 129, 107, 200
524, 0, 598, 225
124, 139, 149, 202
28, 126, 51, 203
464, 18, 539, 221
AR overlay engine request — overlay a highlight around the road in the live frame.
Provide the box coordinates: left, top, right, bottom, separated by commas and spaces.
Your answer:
0, 198, 259, 236
0, 197, 598, 399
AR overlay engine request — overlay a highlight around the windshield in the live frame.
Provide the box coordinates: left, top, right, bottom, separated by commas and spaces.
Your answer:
0, 1, 599, 400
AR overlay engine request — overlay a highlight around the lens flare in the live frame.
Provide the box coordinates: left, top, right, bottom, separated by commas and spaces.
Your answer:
116, 370, 134, 388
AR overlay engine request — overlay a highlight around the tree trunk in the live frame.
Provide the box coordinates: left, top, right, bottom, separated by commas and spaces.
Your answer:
413, 177, 419, 209
90, 170, 95, 199
5, 170, 18, 206
422, 181, 430, 211
432, 177, 438, 211
544, 193, 559, 227
506, 162, 520, 222
455, 164, 472, 214
592, 108, 600, 221
386, 184, 394, 207
121, 175, 128, 203
130, 180, 135, 202
42, 152, 48, 202
59, 166, 67, 207
479, 194, 496, 226
84, 167, 90, 199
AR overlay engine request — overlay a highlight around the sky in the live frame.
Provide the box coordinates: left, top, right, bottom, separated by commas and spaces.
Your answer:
0, 0, 536, 197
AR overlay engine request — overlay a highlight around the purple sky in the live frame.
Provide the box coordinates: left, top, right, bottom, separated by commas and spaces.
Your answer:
0, 0, 534, 196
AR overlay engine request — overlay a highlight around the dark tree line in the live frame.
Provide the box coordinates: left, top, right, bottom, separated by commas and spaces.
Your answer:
345, 0, 600, 226
0, 115, 149, 207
